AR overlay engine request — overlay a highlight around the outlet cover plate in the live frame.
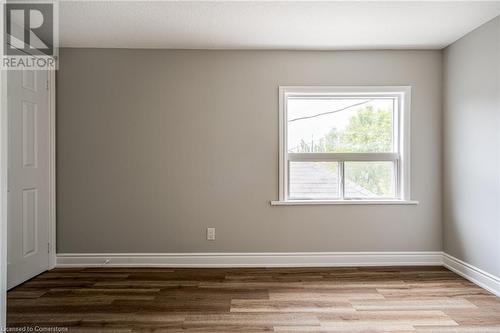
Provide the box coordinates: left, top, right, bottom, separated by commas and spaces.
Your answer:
207, 227, 216, 241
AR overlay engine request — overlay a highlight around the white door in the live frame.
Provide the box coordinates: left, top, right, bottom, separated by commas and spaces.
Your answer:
7, 70, 50, 289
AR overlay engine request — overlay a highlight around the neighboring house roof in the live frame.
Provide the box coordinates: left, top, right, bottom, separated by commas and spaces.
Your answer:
289, 162, 376, 199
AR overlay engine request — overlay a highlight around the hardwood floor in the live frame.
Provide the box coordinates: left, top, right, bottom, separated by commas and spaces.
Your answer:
7, 266, 500, 332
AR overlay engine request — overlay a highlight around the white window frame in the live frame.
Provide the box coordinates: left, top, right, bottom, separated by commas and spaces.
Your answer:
272, 86, 417, 206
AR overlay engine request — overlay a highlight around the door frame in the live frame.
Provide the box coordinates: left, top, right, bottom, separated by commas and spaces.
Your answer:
0, 69, 56, 328
48, 70, 56, 270
1, 67, 7, 330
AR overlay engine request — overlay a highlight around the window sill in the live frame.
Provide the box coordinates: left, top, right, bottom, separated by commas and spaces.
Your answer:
270, 200, 419, 206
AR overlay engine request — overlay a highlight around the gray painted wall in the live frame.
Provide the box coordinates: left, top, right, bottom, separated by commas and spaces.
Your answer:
56, 49, 442, 253
443, 17, 500, 276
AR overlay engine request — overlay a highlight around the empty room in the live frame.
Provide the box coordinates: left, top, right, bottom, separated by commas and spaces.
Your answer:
1, 0, 500, 332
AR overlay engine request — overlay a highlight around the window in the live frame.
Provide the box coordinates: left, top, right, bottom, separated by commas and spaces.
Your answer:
275, 86, 412, 204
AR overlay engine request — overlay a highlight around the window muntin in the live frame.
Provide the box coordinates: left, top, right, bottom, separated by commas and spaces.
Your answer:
279, 87, 410, 202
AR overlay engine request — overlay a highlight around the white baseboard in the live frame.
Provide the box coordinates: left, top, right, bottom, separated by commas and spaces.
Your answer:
55, 252, 500, 297
56, 251, 443, 268
442, 252, 500, 297
55, 252, 500, 296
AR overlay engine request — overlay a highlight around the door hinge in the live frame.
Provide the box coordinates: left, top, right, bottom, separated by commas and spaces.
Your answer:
48, 243, 50, 253
46, 79, 49, 90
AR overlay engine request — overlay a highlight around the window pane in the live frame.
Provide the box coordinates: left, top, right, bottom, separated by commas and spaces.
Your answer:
289, 162, 340, 199
287, 98, 394, 153
344, 161, 396, 198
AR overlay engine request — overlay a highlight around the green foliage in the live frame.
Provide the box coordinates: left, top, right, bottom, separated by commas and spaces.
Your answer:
330, 106, 393, 196
325, 106, 392, 153
345, 161, 393, 197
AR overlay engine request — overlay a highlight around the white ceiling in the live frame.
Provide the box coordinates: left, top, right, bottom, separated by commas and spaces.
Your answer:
59, 1, 500, 50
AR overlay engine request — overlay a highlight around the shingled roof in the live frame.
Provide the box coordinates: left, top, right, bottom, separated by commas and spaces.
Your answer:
289, 162, 376, 199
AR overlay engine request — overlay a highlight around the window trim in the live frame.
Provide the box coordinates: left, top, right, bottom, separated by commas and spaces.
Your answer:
276, 85, 414, 205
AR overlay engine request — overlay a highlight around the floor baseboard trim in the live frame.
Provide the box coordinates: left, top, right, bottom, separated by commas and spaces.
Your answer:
56, 252, 443, 268
442, 252, 500, 297
55, 252, 500, 297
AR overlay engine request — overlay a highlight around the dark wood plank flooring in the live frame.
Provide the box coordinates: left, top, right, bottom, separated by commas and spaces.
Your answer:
7, 266, 500, 332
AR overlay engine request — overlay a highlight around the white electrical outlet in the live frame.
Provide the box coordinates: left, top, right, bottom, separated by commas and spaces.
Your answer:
207, 227, 216, 240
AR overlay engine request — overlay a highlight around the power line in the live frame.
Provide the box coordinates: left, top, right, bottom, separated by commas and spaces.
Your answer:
288, 100, 372, 123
